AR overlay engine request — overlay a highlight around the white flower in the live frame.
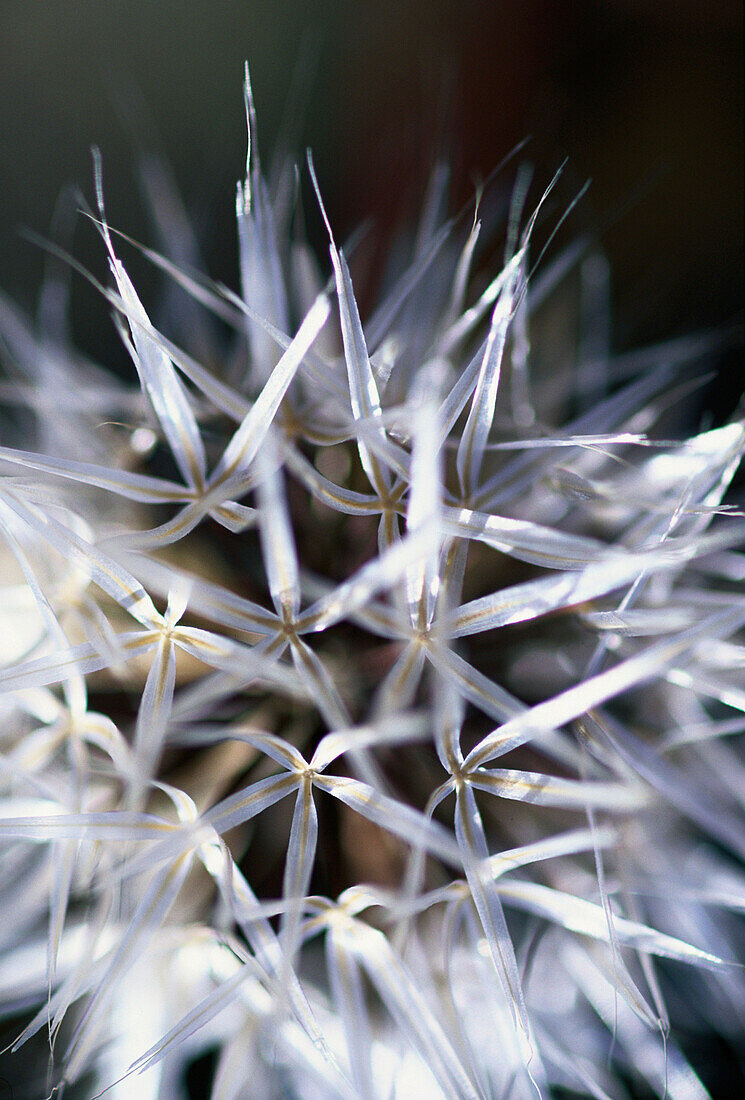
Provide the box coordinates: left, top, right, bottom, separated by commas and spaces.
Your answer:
0, 65, 743, 1100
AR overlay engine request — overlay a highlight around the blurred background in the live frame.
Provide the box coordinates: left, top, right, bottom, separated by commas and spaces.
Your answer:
1, 0, 742, 408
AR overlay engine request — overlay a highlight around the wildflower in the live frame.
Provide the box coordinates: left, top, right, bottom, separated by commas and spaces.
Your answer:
0, 66, 743, 1099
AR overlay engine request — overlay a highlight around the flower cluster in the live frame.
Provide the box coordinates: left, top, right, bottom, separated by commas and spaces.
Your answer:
0, 72, 743, 1099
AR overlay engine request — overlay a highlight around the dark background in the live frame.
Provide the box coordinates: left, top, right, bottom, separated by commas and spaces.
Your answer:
0, 0, 742, 389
